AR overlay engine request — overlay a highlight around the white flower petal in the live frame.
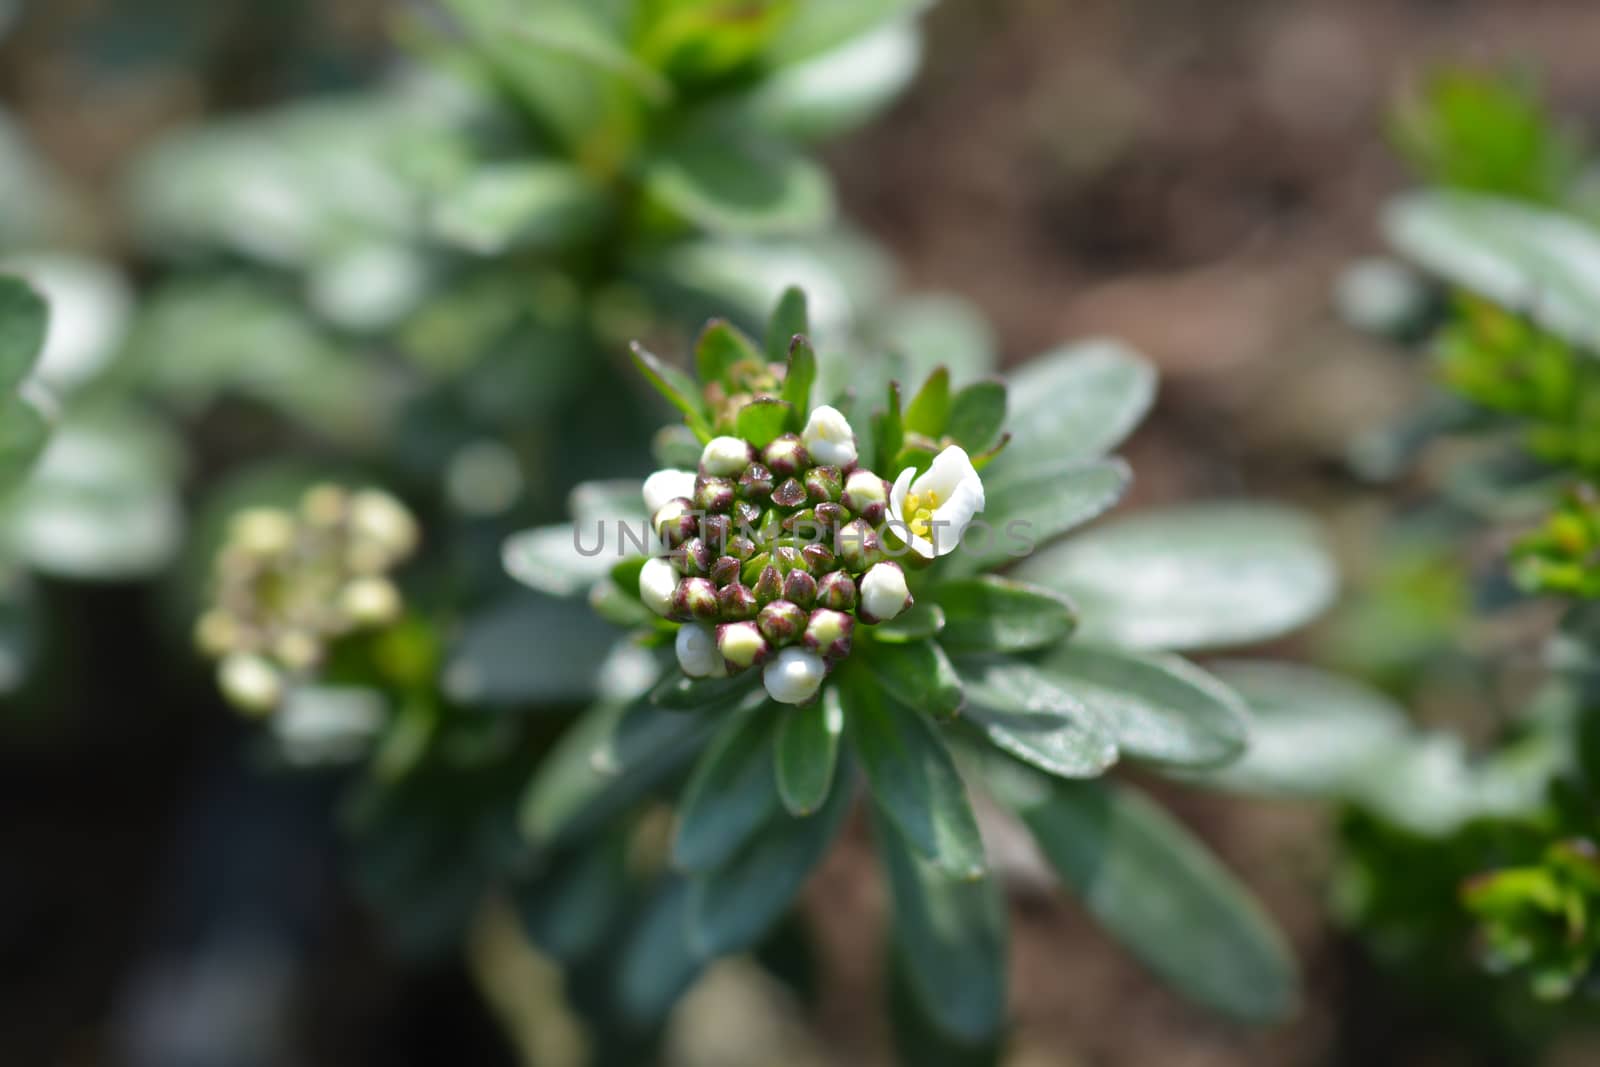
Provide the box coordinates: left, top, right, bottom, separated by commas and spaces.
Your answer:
887, 465, 935, 559
762, 646, 826, 705
675, 622, 724, 678
801, 404, 857, 467
639, 557, 679, 617
642, 469, 697, 515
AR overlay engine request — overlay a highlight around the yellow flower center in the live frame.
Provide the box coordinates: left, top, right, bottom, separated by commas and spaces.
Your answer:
904, 490, 940, 539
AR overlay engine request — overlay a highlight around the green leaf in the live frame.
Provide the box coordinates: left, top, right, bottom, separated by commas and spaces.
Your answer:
873, 379, 905, 472
766, 0, 931, 66
1193, 661, 1411, 798
444, 596, 622, 707
0, 276, 47, 392
430, 161, 605, 255
649, 669, 760, 711
695, 318, 761, 388
514, 833, 629, 963
869, 600, 945, 643
903, 365, 951, 438
931, 575, 1076, 653
767, 286, 809, 363
888, 947, 1003, 1067
672, 705, 782, 872
775, 685, 843, 816
629, 341, 712, 439
735, 396, 793, 448
640, 132, 834, 237
841, 670, 986, 879
860, 637, 964, 719
653, 424, 703, 469
688, 753, 854, 957
782, 334, 817, 420
873, 810, 1007, 1045
870, 292, 997, 386
1015, 503, 1336, 652
743, 21, 921, 142
955, 656, 1117, 779
996, 340, 1156, 472
944, 380, 1006, 452
0, 391, 50, 493
1035, 645, 1248, 768
502, 523, 614, 597
978, 759, 1299, 1024
962, 457, 1130, 571
616, 877, 703, 1027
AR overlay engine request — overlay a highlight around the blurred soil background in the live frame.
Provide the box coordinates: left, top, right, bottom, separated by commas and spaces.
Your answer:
7, 0, 1600, 1064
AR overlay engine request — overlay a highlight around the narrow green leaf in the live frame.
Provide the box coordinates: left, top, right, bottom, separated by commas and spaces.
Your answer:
1036, 644, 1248, 768
502, 522, 613, 597
775, 685, 843, 816
997, 340, 1156, 471
514, 833, 629, 963
964, 457, 1130, 570
649, 668, 760, 711
841, 670, 985, 878
945, 380, 1006, 452
869, 601, 945, 643
861, 637, 964, 719
735, 396, 793, 448
978, 756, 1299, 1024
640, 133, 834, 237
616, 876, 703, 1027
653, 424, 703, 469
0, 276, 47, 392
630, 341, 712, 439
873, 811, 1007, 1045
932, 575, 1077, 653
673, 704, 782, 872
430, 161, 605, 255
955, 656, 1117, 779
0, 391, 51, 492
873, 380, 905, 473
695, 318, 761, 388
766, 286, 809, 363
888, 948, 1003, 1067
903, 365, 951, 437
782, 334, 817, 421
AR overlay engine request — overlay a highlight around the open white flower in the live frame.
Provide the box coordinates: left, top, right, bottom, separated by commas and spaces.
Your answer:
675, 622, 725, 678
642, 468, 697, 515
888, 445, 985, 559
801, 405, 857, 468
763, 646, 826, 704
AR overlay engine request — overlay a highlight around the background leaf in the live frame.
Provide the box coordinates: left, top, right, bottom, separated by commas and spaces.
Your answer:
955, 656, 1118, 779
775, 685, 843, 816
994, 340, 1156, 472
932, 575, 1076, 653
861, 637, 964, 719
673, 704, 782, 872
0, 275, 46, 392
944, 380, 1006, 452
641, 133, 835, 237
964, 457, 1130, 570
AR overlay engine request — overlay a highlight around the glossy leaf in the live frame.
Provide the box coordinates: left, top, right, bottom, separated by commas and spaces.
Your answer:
735, 396, 793, 448
903, 365, 950, 437
997, 340, 1156, 471
502, 523, 614, 597
775, 685, 843, 816
782, 334, 817, 419
860, 637, 964, 719
965, 457, 1130, 570
649, 669, 760, 711
944, 380, 1006, 452
673, 705, 782, 872
766, 286, 809, 363
931, 575, 1076, 653
869, 600, 945, 643
956, 656, 1117, 779
695, 318, 761, 388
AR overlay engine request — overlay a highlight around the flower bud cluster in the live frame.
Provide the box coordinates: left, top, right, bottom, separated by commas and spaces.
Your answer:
196, 484, 420, 714
639, 408, 915, 705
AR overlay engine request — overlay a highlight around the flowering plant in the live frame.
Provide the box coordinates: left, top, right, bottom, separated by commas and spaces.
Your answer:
506, 288, 1338, 1049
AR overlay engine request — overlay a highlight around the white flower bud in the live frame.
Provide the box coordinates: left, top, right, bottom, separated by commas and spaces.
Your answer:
349, 489, 420, 561
860, 561, 912, 623
701, 436, 754, 477
643, 468, 698, 515
801, 405, 857, 468
675, 622, 725, 678
219, 653, 283, 715
194, 610, 239, 657
639, 557, 678, 617
231, 507, 295, 558
763, 646, 826, 705
340, 576, 402, 626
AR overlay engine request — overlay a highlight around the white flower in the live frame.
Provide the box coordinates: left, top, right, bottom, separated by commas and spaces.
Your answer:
700, 436, 753, 476
801, 405, 857, 468
763, 646, 826, 705
675, 622, 725, 678
642, 468, 697, 515
639, 557, 678, 617
859, 562, 912, 623
218, 653, 283, 715
888, 445, 985, 559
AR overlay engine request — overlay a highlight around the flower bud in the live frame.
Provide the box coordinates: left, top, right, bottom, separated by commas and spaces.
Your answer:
231, 507, 296, 559
738, 463, 774, 502
710, 555, 741, 587
772, 545, 806, 574
717, 621, 771, 671
673, 577, 720, 621
842, 470, 889, 525
694, 475, 736, 514
701, 436, 754, 477
219, 653, 283, 715
639, 557, 678, 617
859, 561, 912, 623
732, 499, 763, 530
752, 564, 783, 604
804, 465, 843, 504
273, 629, 322, 672
816, 570, 857, 611
697, 514, 731, 555
673, 537, 712, 577
718, 582, 759, 620
771, 477, 807, 509
835, 518, 881, 573
757, 599, 805, 646
801, 542, 836, 573
676, 622, 725, 678
801, 405, 857, 469
643, 469, 698, 515
340, 576, 402, 626
350, 489, 420, 561
194, 610, 239, 657
783, 508, 824, 543
763, 434, 808, 478
301, 483, 349, 527
813, 501, 847, 531
762, 646, 825, 705
726, 535, 757, 561
783, 569, 818, 608
653, 498, 698, 549
803, 608, 854, 660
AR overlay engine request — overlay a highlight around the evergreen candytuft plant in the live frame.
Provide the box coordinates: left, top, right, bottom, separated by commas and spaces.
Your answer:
506, 288, 1339, 1051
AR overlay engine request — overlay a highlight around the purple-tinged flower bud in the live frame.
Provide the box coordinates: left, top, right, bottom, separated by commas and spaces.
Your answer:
816, 570, 857, 611
710, 555, 741, 587
673, 537, 712, 577
699, 513, 733, 552
773, 545, 806, 574
752, 564, 783, 605
813, 501, 847, 532
717, 621, 771, 671
835, 518, 881, 573
803, 609, 854, 660
842, 470, 889, 525
701, 436, 754, 477
771, 477, 807, 509
859, 561, 913, 623
804, 465, 843, 504
757, 599, 805, 646
726, 535, 757, 562
783, 508, 824, 543
732, 499, 763, 530
718, 582, 759, 620
694, 475, 736, 514
672, 577, 720, 621
653, 497, 698, 549
738, 463, 774, 502
802, 542, 836, 573
783, 569, 818, 608
763, 434, 808, 478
